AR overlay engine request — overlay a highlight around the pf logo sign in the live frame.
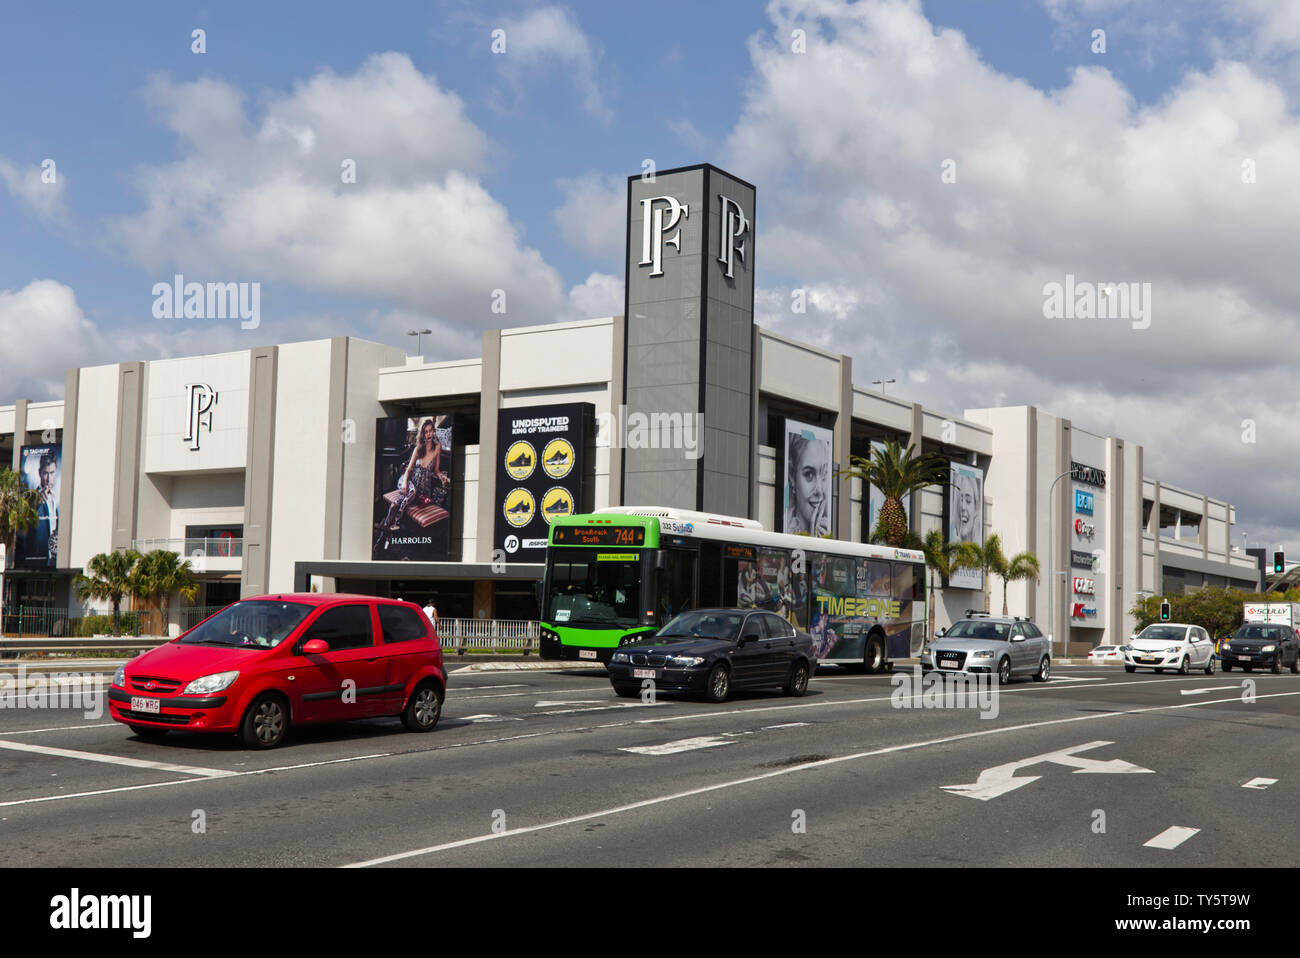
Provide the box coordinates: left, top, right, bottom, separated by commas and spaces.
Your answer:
716, 195, 749, 279
639, 195, 689, 277
183, 382, 218, 451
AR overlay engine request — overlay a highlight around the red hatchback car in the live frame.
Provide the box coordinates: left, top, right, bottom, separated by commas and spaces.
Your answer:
108, 594, 446, 748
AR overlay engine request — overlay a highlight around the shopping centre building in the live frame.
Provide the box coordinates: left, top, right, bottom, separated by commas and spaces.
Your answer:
0, 164, 1260, 648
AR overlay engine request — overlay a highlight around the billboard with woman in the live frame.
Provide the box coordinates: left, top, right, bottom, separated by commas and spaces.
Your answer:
946, 461, 984, 591
782, 419, 833, 537
372, 415, 454, 560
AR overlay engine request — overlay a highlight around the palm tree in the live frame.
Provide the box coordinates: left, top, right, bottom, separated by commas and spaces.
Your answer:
921, 528, 979, 639
839, 439, 949, 546
0, 467, 40, 568
998, 550, 1042, 617
954, 533, 1007, 614
133, 550, 199, 636
75, 550, 142, 636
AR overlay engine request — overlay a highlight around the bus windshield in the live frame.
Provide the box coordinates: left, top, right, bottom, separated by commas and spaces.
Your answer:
545, 550, 643, 628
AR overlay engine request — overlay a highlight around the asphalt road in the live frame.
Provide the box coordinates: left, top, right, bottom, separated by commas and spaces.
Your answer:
1, 663, 1296, 867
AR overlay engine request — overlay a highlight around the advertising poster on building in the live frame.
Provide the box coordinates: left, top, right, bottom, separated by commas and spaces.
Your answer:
371, 415, 454, 561
15, 444, 61, 568
865, 439, 910, 540
1070, 461, 1107, 625
946, 461, 984, 591
782, 419, 833, 537
495, 403, 592, 563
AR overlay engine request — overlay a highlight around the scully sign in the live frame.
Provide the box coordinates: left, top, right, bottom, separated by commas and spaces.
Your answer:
639, 193, 751, 279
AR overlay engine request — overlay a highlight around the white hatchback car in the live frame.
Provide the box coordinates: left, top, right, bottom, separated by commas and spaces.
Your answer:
1087, 645, 1123, 664
1123, 623, 1216, 674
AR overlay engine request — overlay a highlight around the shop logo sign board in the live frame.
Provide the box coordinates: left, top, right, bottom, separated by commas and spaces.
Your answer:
495, 403, 592, 563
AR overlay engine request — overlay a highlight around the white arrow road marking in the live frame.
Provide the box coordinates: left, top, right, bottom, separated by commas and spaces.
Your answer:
621, 736, 734, 756
1144, 826, 1199, 850
1243, 777, 1278, 789
1048, 676, 1105, 683
941, 740, 1153, 800
0, 739, 237, 778
1180, 686, 1240, 696
459, 714, 500, 721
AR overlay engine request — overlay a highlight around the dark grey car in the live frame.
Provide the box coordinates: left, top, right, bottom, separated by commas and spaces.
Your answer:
919, 616, 1051, 685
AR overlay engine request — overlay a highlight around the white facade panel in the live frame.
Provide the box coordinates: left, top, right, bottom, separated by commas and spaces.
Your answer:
69, 365, 120, 569
143, 352, 250, 474
498, 320, 613, 392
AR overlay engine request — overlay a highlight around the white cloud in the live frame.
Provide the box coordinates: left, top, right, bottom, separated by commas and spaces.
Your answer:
495, 5, 611, 121
0, 281, 104, 400
0, 156, 68, 223
554, 172, 625, 263
726, 0, 1300, 549
566, 272, 623, 319
109, 53, 567, 350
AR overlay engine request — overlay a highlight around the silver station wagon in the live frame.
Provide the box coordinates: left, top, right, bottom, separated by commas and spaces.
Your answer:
920, 615, 1051, 685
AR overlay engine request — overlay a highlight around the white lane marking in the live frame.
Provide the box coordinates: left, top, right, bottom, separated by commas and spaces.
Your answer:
535, 700, 606, 708
8, 686, 1297, 814
0, 723, 118, 735
1049, 676, 1105, 683
447, 684, 527, 691
761, 722, 809, 730
941, 741, 1153, 801
1243, 777, 1278, 789
459, 714, 500, 721
1180, 686, 1241, 696
621, 736, 733, 755
344, 689, 1300, 867
0, 739, 237, 778
1144, 826, 1200, 850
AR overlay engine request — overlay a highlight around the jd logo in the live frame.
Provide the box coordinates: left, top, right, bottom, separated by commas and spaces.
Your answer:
183, 383, 218, 451
716, 195, 749, 279
639, 195, 689, 277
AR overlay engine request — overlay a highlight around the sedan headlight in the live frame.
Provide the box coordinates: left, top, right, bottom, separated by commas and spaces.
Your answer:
182, 671, 240, 695
113, 666, 126, 687
611, 652, 629, 663
666, 656, 706, 668
1261, 645, 1276, 653
971, 650, 995, 658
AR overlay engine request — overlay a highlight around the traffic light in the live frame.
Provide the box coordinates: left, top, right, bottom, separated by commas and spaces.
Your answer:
1160, 600, 1170, 622
1274, 551, 1285, 575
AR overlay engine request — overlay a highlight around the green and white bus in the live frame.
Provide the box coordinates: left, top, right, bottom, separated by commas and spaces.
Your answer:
539, 507, 926, 671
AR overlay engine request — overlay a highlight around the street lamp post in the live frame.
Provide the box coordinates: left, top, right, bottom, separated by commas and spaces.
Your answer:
407, 328, 432, 358
871, 378, 896, 394
1046, 468, 1072, 661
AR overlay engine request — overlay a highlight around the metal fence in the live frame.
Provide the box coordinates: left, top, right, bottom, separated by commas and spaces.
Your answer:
1, 606, 541, 651
132, 537, 245, 559
438, 617, 539, 652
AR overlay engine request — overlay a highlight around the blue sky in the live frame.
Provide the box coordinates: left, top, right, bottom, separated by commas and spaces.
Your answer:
0, 0, 1243, 336
3, 0, 1300, 553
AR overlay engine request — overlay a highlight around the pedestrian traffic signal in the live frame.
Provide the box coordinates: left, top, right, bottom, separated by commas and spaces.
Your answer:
1275, 551, 1285, 574
1160, 600, 1170, 622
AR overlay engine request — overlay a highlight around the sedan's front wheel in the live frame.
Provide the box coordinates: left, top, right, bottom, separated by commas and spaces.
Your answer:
705, 663, 730, 703
1272, 654, 1283, 675
997, 657, 1011, 686
1124, 664, 1136, 673
1033, 656, 1050, 682
1178, 656, 1190, 675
